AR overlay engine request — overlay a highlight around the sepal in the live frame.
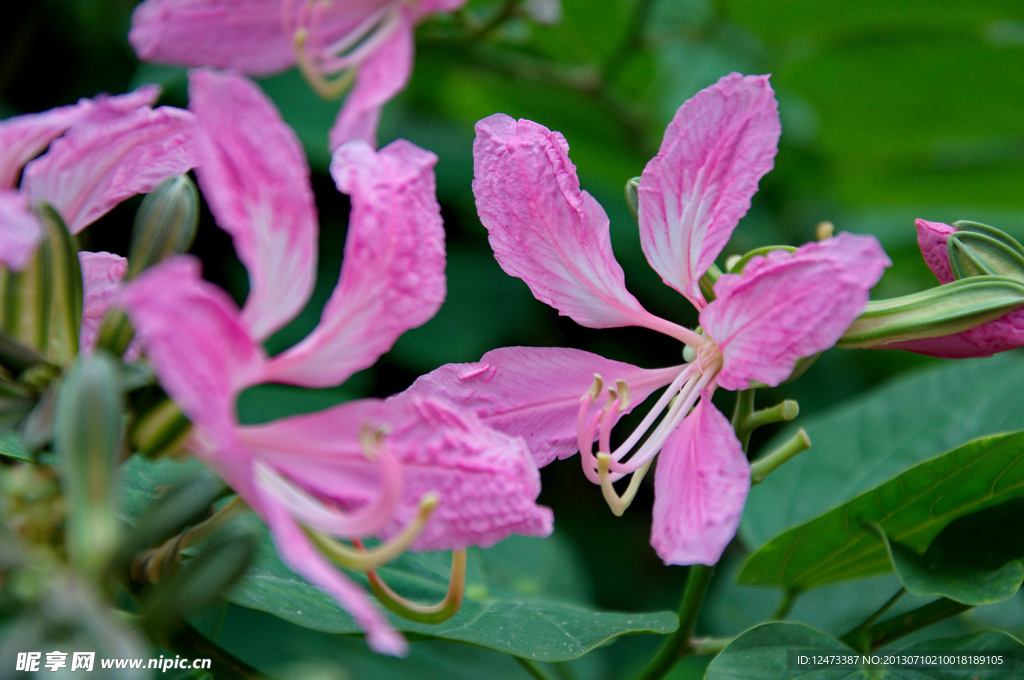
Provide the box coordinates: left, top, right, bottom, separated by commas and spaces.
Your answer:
947, 222, 1024, 282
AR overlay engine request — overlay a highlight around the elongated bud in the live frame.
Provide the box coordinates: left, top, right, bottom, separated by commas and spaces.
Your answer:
129, 396, 192, 459
54, 354, 124, 579
0, 203, 82, 364
948, 230, 1024, 282
94, 308, 135, 359
839, 275, 1024, 348
625, 176, 641, 222
126, 175, 199, 280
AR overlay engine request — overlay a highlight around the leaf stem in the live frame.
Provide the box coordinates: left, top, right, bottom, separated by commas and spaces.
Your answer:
731, 389, 756, 451
635, 565, 716, 680
840, 595, 969, 651
771, 588, 801, 620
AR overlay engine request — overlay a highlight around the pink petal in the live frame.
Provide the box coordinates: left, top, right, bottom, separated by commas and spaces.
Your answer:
408, 346, 682, 467
472, 114, 666, 331
650, 397, 749, 566
130, 0, 297, 75
915, 219, 956, 284
119, 257, 265, 442
188, 70, 318, 342
240, 393, 554, 552
703, 232, 890, 390
638, 73, 780, 305
0, 191, 42, 270
328, 9, 413, 149
21, 105, 196, 234
264, 139, 445, 387
0, 86, 161, 190
258, 490, 408, 656
78, 251, 128, 354
882, 309, 1024, 358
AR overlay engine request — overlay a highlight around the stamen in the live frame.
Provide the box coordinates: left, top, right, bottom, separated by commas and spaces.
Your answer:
254, 444, 402, 537
596, 453, 651, 516
307, 492, 439, 572
361, 543, 467, 624
610, 364, 696, 463
577, 410, 604, 484
606, 368, 716, 478
293, 29, 357, 99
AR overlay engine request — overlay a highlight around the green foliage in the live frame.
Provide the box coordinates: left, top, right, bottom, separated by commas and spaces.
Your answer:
874, 498, 1024, 606
740, 429, 1024, 589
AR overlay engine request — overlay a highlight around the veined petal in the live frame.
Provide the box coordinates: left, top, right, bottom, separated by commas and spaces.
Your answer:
473, 114, 663, 331
704, 232, 890, 390
240, 393, 553, 552
79, 252, 128, 354
638, 73, 780, 305
130, 0, 297, 75
0, 192, 41, 270
119, 257, 265, 442
328, 8, 413, 149
0, 85, 160, 190
264, 139, 444, 387
650, 397, 749, 566
916, 219, 956, 284
189, 70, 318, 342
408, 346, 681, 467
21, 105, 196, 234
257, 491, 407, 656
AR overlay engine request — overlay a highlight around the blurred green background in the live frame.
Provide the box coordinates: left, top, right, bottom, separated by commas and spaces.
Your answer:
3, 1, 1024, 677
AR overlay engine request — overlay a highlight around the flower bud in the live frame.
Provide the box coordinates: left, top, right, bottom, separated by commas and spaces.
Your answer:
129, 396, 192, 459
54, 353, 124, 579
839, 275, 1024, 348
948, 228, 1024, 282
625, 176, 641, 222
126, 175, 199, 280
0, 203, 82, 365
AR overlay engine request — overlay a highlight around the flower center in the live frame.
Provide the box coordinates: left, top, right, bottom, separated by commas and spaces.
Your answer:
283, 0, 405, 99
577, 339, 723, 515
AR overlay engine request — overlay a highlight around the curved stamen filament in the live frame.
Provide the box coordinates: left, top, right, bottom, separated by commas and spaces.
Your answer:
359, 542, 467, 624
287, 0, 402, 99
254, 434, 403, 537
610, 364, 696, 463
596, 453, 651, 516
307, 492, 439, 572
608, 368, 716, 479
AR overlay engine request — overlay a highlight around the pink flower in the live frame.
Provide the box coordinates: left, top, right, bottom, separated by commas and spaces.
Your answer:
879, 219, 1024, 357
129, 0, 467, 148
0, 86, 195, 270
120, 70, 551, 655
0, 87, 196, 353
411, 74, 889, 566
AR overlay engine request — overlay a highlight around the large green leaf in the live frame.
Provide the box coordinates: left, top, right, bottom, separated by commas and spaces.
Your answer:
119, 456, 677, 661
742, 352, 1024, 550
739, 430, 1024, 589
705, 622, 1023, 680
873, 498, 1024, 605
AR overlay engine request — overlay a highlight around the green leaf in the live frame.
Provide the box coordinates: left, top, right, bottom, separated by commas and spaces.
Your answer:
872, 498, 1024, 605
742, 352, 1024, 550
706, 622, 1024, 680
0, 430, 30, 462
226, 529, 677, 662
118, 456, 677, 661
739, 430, 1024, 589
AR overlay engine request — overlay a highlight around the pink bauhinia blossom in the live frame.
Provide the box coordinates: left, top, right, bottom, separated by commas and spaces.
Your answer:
120, 70, 551, 655
879, 219, 1024, 357
0, 86, 195, 271
411, 73, 890, 566
129, 0, 467, 148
